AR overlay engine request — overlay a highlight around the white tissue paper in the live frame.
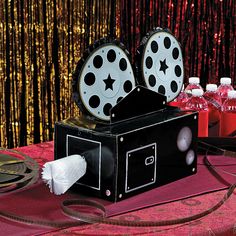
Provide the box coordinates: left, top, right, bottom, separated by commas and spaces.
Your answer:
42, 154, 87, 195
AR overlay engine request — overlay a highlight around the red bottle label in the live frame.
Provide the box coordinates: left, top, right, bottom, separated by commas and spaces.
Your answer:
208, 103, 221, 124
168, 101, 181, 107
220, 112, 236, 136
198, 111, 208, 137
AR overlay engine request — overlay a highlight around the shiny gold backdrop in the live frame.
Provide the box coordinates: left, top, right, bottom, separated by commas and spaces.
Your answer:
0, 0, 235, 148
0, 0, 118, 148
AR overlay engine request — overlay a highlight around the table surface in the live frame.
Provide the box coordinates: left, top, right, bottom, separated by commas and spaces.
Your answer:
0, 141, 236, 236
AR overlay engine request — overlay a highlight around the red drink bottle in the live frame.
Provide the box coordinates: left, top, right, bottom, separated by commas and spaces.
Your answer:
168, 85, 189, 109
204, 84, 222, 136
185, 89, 208, 137
220, 90, 236, 137
185, 77, 203, 97
216, 77, 233, 103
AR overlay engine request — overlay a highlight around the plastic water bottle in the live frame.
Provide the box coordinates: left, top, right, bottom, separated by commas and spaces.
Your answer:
220, 90, 236, 137
185, 89, 208, 137
203, 84, 222, 136
168, 85, 189, 109
217, 77, 234, 103
185, 77, 203, 96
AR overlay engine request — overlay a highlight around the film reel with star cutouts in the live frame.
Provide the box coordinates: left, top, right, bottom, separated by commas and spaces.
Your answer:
72, 38, 136, 121
135, 28, 184, 102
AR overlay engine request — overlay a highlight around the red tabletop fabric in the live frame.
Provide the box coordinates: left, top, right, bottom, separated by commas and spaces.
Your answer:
0, 141, 235, 236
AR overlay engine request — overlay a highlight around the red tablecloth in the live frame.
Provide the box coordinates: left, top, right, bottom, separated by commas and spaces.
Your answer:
0, 142, 236, 236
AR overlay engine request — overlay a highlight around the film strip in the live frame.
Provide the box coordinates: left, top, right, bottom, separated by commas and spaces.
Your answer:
0, 148, 39, 193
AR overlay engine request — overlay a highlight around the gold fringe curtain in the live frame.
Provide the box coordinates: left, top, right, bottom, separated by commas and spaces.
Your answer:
0, 0, 118, 148
0, 0, 235, 148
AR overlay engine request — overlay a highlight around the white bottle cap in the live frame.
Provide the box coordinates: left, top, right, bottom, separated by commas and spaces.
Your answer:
206, 84, 217, 92
192, 88, 203, 97
228, 90, 236, 99
220, 77, 231, 85
189, 77, 200, 84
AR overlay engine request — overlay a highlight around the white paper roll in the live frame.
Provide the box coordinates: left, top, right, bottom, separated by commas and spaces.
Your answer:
42, 154, 87, 195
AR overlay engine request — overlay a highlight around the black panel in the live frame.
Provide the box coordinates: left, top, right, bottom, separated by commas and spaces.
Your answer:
55, 108, 198, 202
110, 85, 167, 123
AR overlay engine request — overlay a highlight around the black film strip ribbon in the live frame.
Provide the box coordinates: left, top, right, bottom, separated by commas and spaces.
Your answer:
61, 184, 235, 227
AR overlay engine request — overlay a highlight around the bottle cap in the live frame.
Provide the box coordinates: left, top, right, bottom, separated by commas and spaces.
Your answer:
206, 84, 217, 92
227, 90, 236, 99
220, 77, 231, 85
189, 77, 200, 84
192, 89, 203, 97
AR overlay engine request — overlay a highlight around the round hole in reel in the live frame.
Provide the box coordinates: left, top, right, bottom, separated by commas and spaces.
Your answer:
136, 28, 184, 102
72, 38, 136, 121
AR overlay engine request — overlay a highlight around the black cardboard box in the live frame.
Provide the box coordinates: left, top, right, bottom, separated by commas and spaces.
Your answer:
54, 86, 198, 202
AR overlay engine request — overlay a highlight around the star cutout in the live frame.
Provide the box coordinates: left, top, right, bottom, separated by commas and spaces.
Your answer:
159, 59, 169, 74
103, 74, 115, 91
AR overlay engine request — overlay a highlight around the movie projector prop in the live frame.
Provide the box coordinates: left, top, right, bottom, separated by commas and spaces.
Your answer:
42, 29, 198, 202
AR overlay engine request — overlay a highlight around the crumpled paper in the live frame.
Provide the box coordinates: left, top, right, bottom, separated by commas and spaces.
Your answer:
41, 154, 87, 195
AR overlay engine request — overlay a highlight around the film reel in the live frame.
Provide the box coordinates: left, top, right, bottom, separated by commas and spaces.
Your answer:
136, 28, 184, 102
0, 155, 26, 183
73, 38, 136, 121
0, 149, 39, 193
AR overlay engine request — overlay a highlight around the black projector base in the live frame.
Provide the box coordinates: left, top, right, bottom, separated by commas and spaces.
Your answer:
54, 86, 198, 202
